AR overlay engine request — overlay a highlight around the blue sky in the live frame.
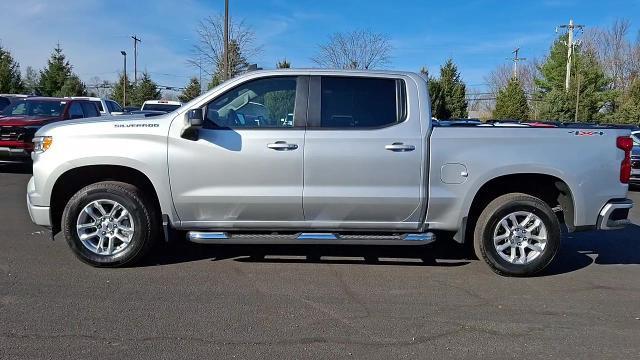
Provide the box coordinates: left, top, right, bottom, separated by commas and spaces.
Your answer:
0, 0, 639, 92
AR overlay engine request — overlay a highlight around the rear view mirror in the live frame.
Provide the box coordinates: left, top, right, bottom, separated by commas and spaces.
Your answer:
187, 109, 204, 128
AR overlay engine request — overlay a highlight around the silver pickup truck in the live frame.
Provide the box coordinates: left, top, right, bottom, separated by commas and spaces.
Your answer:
26, 69, 635, 276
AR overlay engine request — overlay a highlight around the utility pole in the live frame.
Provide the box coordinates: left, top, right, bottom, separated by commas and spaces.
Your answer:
120, 51, 127, 106
224, 0, 230, 81
131, 35, 141, 83
557, 19, 584, 92
508, 48, 527, 79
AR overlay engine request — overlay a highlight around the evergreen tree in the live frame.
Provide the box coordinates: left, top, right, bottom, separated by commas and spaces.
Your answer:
110, 73, 134, 107
535, 35, 611, 121
178, 77, 201, 103
428, 77, 447, 119
23, 66, 40, 95
57, 74, 87, 97
207, 40, 249, 89
425, 60, 468, 119
276, 59, 291, 69
493, 77, 530, 120
0, 45, 24, 93
131, 72, 161, 106
615, 78, 640, 124
39, 44, 73, 96
439, 59, 468, 118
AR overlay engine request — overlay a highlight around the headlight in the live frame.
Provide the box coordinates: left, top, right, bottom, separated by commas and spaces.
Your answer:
33, 136, 53, 153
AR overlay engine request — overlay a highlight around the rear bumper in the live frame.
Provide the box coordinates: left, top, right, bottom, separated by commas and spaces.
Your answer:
596, 199, 633, 230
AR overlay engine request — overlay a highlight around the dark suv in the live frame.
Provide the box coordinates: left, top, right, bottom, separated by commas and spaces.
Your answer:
0, 97, 100, 163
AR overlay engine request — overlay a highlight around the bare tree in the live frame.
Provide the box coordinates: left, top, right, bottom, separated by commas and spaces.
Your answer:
583, 19, 637, 90
485, 61, 538, 96
188, 14, 261, 83
312, 30, 392, 70
478, 59, 544, 119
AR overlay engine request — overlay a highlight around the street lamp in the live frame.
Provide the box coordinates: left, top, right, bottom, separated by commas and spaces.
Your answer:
121, 51, 127, 107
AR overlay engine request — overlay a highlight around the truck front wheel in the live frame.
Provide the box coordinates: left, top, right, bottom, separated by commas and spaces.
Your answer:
474, 193, 560, 277
61, 181, 159, 267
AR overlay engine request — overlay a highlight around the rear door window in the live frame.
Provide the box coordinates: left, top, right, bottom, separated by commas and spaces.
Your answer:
319, 77, 403, 129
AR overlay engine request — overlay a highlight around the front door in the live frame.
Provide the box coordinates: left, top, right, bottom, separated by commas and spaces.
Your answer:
302, 76, 425, 230
168, 76, 308, 228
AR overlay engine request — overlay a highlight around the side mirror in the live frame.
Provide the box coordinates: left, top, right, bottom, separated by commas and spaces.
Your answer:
187, 108, 204, 128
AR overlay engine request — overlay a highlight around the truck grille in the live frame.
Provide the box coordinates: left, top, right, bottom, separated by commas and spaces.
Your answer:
0, 127, 27, 142
632, 156, 640, 169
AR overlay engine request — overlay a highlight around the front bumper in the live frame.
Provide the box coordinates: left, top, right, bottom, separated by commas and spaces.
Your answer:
596, 199, 633, 230
0, 146, 31, 163
27, 177, 51, 227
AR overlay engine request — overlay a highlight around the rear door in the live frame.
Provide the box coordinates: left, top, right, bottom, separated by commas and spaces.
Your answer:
302, 76, 425, 229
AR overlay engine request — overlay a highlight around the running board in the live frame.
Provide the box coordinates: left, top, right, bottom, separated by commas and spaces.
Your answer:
187, 231, 435, 245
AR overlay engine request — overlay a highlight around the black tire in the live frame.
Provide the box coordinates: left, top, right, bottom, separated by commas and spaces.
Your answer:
61, 181, 159, 267
473, 193, 560, 277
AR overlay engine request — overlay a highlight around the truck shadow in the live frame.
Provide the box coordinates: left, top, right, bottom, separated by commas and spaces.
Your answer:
543, 224, 640, 276
145, 224, 640, 275
145, 241, 472, 268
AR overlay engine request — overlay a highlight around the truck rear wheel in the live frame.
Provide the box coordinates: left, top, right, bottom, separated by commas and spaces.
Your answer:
61, 181, 159, 267
473, 193, 560, 277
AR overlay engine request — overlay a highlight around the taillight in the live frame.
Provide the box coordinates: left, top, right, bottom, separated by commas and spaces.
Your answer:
617, 136, 633, 184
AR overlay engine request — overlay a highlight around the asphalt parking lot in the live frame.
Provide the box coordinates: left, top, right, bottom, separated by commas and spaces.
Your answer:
1, 165, 639, 359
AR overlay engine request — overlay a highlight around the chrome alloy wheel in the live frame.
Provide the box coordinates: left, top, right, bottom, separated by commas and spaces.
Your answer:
76, 200, 135, 256
493, 211, 547, 265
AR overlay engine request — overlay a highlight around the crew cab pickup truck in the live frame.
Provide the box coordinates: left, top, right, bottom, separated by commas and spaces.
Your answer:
26, 70, 634, 276
1, 97, 100, 163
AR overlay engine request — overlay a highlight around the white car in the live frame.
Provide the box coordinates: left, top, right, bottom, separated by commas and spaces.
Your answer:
67, 97, 125, 116
140, 100, 183, 113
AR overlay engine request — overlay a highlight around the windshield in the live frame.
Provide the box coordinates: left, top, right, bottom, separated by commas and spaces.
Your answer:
632, 132, 640, 145
2, 100, 65, 117
141, 103, 180, 112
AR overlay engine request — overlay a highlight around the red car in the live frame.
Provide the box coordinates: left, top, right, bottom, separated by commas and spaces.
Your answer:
0, 97, 100, 163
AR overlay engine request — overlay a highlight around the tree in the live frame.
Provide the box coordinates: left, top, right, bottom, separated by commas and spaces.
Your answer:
178, 77, 201, 103
188, 14, 260, 83
312, 29, 392, 70
23, 66, 40, 95
0, 45, 24, 93
426, 59, 468, 119
583, 19, 637, 91
276, 59, 291, 69
615, 78, 640, 124
264, 89, 295, 124
493, 77, 530, 120
110, 73, 134, 107
131, 72, 161, 106
57, 74, 87, 97
39, 44, 73, 96
535, 34, 611, 122
206, 40, 250, 89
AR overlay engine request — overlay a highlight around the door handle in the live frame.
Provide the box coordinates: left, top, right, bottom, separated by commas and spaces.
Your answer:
385, 143, 415, 152
267, 141, 298, 151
